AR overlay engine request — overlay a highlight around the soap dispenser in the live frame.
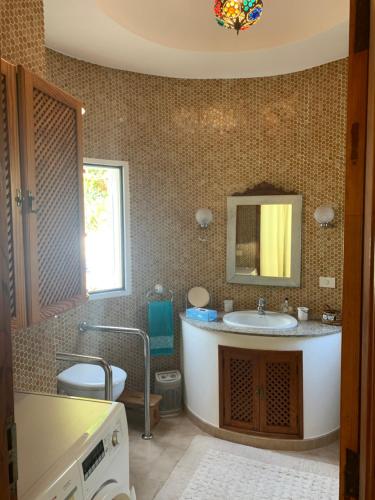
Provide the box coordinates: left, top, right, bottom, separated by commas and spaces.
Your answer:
281, 297, 291, 314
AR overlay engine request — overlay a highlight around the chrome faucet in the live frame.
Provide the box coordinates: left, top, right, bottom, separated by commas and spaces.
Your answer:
257, 297, 266, 315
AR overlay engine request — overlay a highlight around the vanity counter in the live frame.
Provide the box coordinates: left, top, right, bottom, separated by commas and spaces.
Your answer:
180, 312, 341, 338
181, 312, 341, 446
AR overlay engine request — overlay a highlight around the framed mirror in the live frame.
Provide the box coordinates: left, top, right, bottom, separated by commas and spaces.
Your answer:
227, 183, 302, 287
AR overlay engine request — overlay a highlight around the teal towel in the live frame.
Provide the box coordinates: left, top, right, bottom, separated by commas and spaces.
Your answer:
147, 300, 174, 357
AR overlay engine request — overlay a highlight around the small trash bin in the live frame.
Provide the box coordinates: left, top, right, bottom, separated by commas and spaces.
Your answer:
154, 370, 182, 417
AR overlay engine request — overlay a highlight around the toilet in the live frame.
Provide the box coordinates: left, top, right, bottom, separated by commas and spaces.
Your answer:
57, 363, 127, 401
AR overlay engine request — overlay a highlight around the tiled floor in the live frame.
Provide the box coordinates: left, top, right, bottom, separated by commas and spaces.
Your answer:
128, 413, 339, 500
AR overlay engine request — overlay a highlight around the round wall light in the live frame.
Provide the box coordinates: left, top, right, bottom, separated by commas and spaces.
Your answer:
314, 205, 335, 228
195, 208, 213, 229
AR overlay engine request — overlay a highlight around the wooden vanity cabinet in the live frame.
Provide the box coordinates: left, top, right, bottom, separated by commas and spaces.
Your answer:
1, 59, 86, 327
219, 346, 303, 438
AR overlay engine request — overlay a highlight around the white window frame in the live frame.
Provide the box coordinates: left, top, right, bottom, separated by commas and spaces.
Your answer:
84, 158, 131, 300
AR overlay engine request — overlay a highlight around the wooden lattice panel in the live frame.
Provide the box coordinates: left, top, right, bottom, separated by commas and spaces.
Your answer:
1, 73, 15, 318
33, 88, 82, 308
220, 347, 302, 438
264, 361, 292, 428
260, 351, 302, 437
219, 346, 259, 432
229, 357, 255, 423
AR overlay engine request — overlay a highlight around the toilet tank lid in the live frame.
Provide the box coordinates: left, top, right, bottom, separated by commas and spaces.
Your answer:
57, 363, 127, 389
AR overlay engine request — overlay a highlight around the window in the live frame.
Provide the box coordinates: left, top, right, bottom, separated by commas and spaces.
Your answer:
83, 159, 131, 298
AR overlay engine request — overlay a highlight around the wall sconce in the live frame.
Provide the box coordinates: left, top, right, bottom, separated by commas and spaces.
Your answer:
81, 107, 86, 115
314, 205, 335, 228
195, 208, 213, 229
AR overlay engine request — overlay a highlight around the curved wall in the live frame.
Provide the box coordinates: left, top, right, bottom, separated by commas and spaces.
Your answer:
40, 50, 347, 393
4, 0, 347, 393
0, 0, 46, 76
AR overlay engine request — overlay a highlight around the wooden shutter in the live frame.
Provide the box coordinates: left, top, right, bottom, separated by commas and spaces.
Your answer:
219, 346, 260, 432
1, 59, 27, 330
17, 66, 86, 324
259, 350, 303, 437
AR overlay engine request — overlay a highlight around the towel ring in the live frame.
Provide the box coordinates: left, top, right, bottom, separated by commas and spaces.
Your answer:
146, 284, 174, 303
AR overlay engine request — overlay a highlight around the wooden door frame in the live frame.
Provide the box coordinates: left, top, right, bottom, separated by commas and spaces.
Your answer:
341, 0, 375, 499
0, 58, 16, 500
359, 1, 375, 498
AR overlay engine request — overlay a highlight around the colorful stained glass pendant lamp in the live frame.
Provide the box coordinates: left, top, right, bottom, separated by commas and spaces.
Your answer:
214, 0, 263, 35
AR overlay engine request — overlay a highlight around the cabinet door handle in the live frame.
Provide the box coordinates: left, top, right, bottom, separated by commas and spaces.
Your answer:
28, 191, 39, 214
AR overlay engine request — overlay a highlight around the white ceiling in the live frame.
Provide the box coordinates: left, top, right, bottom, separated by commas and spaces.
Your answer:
44, 0, 350, 79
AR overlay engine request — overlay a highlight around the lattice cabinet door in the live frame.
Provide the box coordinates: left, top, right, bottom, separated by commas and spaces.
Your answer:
17, 66, 86, 324
219, 346, 260, 432
1, 59, 27, 330
259, 350, 303, 437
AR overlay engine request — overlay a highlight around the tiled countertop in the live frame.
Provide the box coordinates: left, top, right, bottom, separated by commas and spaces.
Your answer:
180, 312, 341, 338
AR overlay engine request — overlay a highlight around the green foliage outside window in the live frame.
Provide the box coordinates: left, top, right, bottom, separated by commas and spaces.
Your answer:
83, 167, 110, 232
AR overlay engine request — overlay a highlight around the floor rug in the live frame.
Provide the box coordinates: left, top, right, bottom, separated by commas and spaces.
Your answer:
155, 435, 339, 500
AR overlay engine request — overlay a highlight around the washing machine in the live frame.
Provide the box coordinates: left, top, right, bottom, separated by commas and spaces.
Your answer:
14, 392, 136, 500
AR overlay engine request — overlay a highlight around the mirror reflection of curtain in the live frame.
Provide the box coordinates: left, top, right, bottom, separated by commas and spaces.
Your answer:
260, 204, 292, 278
235, 206, 260, 274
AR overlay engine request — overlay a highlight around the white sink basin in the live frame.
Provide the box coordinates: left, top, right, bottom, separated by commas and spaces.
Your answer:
223, 310, 298, 330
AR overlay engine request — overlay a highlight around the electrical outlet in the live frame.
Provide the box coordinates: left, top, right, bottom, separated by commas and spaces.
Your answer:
319, 277, 336, 288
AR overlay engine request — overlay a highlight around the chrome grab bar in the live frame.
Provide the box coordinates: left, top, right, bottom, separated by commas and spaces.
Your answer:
78, 322, 153, 440
56, 352, 113, 401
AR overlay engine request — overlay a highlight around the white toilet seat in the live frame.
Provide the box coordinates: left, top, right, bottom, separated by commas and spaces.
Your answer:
57, 363, 127, 401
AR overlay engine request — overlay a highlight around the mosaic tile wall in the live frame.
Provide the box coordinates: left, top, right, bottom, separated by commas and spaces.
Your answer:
40, 50, 347, 394
0, 0, 46, 76
1, 0, 52, 393
2, 1, 349, 395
